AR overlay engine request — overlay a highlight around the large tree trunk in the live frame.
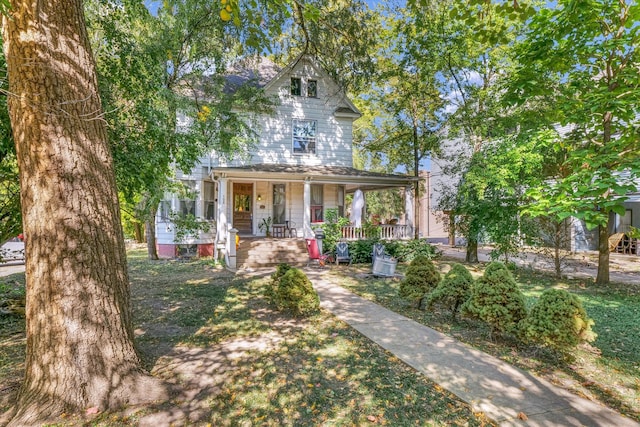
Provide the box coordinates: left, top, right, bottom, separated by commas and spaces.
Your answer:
146, 219, 159, 260
596, 219, 611, 285
466, 238, 479, 263
133, 221, 145, 243
2, 2, 165, 424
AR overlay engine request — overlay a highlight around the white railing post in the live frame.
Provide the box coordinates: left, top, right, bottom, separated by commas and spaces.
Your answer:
228, 227, 238, 269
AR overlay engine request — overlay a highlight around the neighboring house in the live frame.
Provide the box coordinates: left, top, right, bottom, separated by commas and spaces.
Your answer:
156, 54, 418, 260
427, 131, 640, 253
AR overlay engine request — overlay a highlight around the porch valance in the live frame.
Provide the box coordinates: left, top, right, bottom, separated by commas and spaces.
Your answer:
210, 164, 418, 192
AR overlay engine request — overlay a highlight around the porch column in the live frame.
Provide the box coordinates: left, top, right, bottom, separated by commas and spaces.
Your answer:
303, 178, 313, 238
405, 185, 415, 238
215, 178, 228, 260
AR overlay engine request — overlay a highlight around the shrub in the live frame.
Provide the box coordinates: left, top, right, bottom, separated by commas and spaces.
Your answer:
273, 268, 319, 316
265, 263, 292, 303
462, 261, 527, 335
398, 256, 441, 308
319, 208, 350, 254
427, 263, 474, 319
520, 288, 596, 354
385, 239, 441, 263
348, 239, 377, 264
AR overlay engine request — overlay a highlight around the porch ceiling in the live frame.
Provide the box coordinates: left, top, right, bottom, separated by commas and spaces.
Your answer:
210, 164, 418, 191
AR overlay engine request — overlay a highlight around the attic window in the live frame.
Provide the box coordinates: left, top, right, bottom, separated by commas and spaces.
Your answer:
307, 80, 317, 98
291, 77, 301, 96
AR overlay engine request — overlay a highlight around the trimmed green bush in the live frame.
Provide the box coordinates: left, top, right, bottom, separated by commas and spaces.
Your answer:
427, 263, 474, 319
462, 261, 527, 335
398, 256, 441, 308
520, 288, 596, 354
273, 268, 320, 317
385, 239, 441, 263
266, 263, 292, 303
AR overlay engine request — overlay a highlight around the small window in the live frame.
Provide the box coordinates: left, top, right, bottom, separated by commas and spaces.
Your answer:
204, 181, 216, 220
179, 199, 196, 217
291, 77, 301, 96
178, 181, 197, 218
307, 79, 317, 98
158, 201, 171, 221
311, 184, 323, 223
293, 119, 317, 154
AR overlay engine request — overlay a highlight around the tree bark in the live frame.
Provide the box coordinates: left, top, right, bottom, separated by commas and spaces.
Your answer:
466, 238, 479, 263
2, 1, 165, 424
596, 220, 611, 285
146, 219, 159, 260
133, 222, 144, 243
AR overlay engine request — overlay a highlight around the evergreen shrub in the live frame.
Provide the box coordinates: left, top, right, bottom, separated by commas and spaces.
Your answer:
266, 263, 292, 303
273, 268, 319, 316
462, 261, 527, 335
398, 256, 441, 308
427, 263, 474, 318
520, 288, 596, 354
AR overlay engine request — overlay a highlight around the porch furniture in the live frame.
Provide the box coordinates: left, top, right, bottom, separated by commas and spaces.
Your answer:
272, 224, 286, 238
306, 238, 330, 267
335, 241, 351, 265
285, 220, 297, 238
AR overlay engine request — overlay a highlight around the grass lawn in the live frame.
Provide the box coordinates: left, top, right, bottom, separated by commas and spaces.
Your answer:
0, 249, 492, 426
326, 258, 640, 423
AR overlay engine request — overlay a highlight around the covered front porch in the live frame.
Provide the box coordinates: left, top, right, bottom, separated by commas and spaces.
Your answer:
212, 164, 418, 266
155, 165, 417, 262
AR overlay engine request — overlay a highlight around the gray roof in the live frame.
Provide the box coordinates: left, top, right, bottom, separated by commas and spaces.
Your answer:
224, 57, 281, 93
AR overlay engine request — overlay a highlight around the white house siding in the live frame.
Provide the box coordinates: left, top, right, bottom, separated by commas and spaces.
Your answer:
157, 56, 362, 256
194, 57, 355, 170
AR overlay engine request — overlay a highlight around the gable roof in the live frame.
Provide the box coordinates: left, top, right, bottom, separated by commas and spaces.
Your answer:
225, 53, 361, 118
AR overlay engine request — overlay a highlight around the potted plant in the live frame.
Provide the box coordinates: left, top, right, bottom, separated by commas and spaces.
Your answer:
259, 216, 273, 237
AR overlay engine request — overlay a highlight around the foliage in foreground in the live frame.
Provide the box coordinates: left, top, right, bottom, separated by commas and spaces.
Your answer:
399, 255, 441, 308
272, 267, 320, 317
520, 288, 597, 355
462, 261, 527, 335
427, 263, 474, 319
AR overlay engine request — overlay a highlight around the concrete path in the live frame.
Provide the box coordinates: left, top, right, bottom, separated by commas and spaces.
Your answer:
306, 269, 640, 427
0, 261, 25, 277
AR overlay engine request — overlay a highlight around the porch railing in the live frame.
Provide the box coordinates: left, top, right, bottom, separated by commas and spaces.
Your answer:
340, 224, 413, 241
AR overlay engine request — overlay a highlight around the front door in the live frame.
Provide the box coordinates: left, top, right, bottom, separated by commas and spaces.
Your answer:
233, 183, 253, 234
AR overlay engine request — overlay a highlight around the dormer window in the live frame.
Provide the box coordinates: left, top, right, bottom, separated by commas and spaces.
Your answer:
307, 80, 317, 98
293, 119, 317, 154
291, 77, 301, 96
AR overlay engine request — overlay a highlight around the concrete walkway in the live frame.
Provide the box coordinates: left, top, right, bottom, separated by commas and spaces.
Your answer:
306, 269, 640, 427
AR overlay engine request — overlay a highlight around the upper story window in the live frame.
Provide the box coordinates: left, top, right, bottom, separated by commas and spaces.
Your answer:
291, 77, 301, 96
293, 119, 317, 154
291, 77, 318, 97
307, 80, 318, 98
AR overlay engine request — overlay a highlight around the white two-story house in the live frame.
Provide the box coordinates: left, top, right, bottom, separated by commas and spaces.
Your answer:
155, 54, 418, 260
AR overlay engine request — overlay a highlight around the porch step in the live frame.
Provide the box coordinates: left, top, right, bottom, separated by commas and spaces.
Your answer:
236, 237, 308, 269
